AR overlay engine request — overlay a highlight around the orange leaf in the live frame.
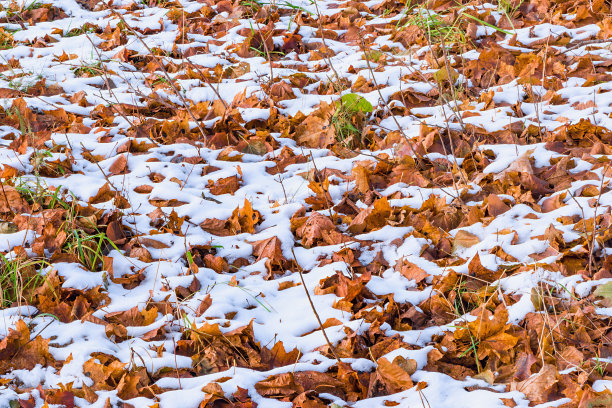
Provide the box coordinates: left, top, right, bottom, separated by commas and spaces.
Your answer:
510, 364, 558, 405
108, 154, 128, 175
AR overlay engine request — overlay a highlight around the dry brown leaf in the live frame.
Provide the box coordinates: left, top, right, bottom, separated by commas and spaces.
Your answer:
294, 102, 335, 148
396, 259, 429, 284
108, 154, 128, 175
0, 186, 30, 214
207, 175, 241, 195
510, 364, 558, 405
487, 194, 510, 217
296, 212, 342, 247
453, 230, 480, 249
251, 235, 284, 263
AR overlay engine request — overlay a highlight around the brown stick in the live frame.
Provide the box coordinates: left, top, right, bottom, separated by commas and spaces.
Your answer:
358, 35, 429, 170
556, 38, 612, 55
311, 0, 341, 82
290, 247, 342, 365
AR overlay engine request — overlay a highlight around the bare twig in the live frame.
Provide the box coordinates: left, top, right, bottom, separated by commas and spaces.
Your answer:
311, 0, 341, 82
290, 247, 342, 365
101, 1, 207, 142
555, 38, 612, 55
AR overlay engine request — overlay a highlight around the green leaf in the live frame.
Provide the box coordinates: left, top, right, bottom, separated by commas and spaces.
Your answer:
594, 281, 612, 307
337, 93, 373, 113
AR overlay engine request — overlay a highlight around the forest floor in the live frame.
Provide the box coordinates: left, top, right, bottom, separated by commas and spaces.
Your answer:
1, 0, 612, 407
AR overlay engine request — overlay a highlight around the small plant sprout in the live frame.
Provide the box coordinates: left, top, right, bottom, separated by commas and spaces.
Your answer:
0, 254, 49, 308
332, 93, 373, 149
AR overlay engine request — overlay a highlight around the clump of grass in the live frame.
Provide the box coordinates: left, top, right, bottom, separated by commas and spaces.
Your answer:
62, 230, 112, 272
399, 4, 466, 44
4, 0, 44, 18
72, 61, 103, 77
13, 177, 119, 272
0, 254, 49, 308
65, 23, 95, 37
497, 0, 523, 20
331, 93, 373, 149
14, 176, 69, 210
0, 28, 15, 49
363, 50, 384, 64
8, 75, 41, 93
397, 2, 514, 47
139, 0, 174, 7
240, 0, 263, 18
0, 71, 42, 93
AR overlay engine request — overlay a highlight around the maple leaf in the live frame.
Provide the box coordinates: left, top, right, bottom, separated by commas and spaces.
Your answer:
105, 306, 158, 327
348, 196, 392, 234
260, 341, 301, 369
228, 199, 261, 234
200, 200, 262, 237
453, 304, 519, 363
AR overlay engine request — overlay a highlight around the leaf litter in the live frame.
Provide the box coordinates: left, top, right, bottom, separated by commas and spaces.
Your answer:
0, 0, 612, 407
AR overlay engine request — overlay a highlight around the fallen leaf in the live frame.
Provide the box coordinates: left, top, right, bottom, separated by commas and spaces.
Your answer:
0, 186, 30, 214
453, 230, 480, 249
510, 364, 558, 405
108, 154, 128, 175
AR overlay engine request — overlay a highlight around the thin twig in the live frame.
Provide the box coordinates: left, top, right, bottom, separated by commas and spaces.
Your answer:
358, 35, 426, 167
555, 38, 612, 55
101, 1, 207, 143
290, 247, 341, 365
311, 0, 341, 82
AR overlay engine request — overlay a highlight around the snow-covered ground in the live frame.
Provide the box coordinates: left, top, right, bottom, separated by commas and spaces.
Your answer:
0, 0, 612, 406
